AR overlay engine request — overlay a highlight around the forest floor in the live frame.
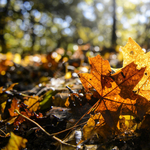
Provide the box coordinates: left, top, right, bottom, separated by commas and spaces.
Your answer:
1, 43, 150, 150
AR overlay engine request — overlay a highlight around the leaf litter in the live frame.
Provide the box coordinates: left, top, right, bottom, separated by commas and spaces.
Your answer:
1, 38, 150, 149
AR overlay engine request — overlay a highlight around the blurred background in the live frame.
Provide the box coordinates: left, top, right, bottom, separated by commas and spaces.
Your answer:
0, 0, 149, 89
0, 0, 149, 54
0, 0, 150, 88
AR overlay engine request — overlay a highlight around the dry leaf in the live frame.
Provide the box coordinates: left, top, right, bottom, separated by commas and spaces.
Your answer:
8, 98, 20, 117
78, 54, 150, 141
24, 96, 39, 112
120, 37, 150, 93
5, 83, 18, 92
2, 132, 27, 150
79, 55, 148, 119
83, 113, 105, 140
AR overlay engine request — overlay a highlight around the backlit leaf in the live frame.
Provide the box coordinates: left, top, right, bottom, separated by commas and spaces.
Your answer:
120, 37, 150, 92
79, 55, 148, 119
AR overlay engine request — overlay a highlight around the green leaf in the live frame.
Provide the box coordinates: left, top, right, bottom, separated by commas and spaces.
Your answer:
40, 90, 57, 110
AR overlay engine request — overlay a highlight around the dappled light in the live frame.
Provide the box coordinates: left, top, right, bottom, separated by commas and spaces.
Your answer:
0, 0, 149, 54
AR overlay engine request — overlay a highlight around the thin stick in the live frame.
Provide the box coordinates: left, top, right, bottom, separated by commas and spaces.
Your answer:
0, 129, 6, 136
14, 109, 77, 148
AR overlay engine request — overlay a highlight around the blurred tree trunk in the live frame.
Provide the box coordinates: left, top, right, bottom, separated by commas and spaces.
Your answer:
0, 0, 10, 53
145, 22, 150, 49
111, 0, 117, 48
30, 16, 36, 54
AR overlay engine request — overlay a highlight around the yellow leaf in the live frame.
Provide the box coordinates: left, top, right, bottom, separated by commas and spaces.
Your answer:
83, 113, 105, 140
24, 96, 39, 112
117, 115, 136, 132
65, 72, 72, 79
2, 132, 27, 150
5, 83, 18, 92
120, 37, 150, 92
121, 37, 145, 68
1, 101, 6, 113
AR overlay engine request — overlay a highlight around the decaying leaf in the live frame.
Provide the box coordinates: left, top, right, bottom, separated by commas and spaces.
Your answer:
83, 113, 105, 140
24, 96, 39, 112
13, 109, 33, 126
2, 132, 27, 150
117, 115, 136, 132
8, 98, 20, 117
120, 37, 150, 93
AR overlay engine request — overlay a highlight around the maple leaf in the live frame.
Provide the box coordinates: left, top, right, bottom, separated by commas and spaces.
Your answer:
78, 54, 112, 96
119, 37, 150, 94
79, 55, 149, 121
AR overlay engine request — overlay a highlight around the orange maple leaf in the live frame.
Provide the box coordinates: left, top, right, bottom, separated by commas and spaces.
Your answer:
79, 55, 149, 120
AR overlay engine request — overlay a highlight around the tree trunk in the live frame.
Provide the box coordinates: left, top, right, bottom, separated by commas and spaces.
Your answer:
0, 0, 10, 53
111, 0, 117, 48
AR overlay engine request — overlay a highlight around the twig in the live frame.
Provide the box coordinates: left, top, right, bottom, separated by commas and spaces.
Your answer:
0, 129, 6, 136
14, 109, 77, 148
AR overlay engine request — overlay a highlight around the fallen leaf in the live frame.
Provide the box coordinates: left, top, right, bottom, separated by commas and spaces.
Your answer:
24, 96, 39, 112
8, 98, 20, 117
78, 54, 150, 141
40, 90, 57, 110
2, 132, 27, 150
120, 37, 150, 92
79, 55, 149, 123
79, 54, 112, 95
5, 83, 18, 92
83, 113, 105, 140
14, 109, 33, 126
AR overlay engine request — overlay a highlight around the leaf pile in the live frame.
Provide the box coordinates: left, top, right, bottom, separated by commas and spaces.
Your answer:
1, 38, 150, 150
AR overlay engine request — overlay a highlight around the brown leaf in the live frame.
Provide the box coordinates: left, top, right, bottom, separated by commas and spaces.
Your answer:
14, 109, 33, 126
24, 96, 39, 112
8, 98, 20, 117
5, 83, 18, 92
